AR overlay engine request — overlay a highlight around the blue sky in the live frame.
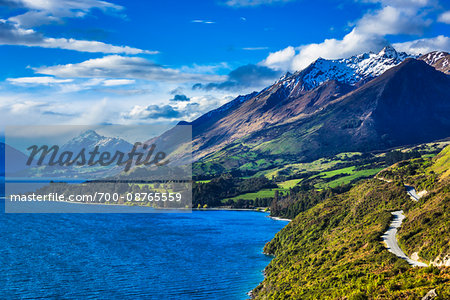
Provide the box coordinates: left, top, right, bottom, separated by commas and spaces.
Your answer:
0, 0, 449, 127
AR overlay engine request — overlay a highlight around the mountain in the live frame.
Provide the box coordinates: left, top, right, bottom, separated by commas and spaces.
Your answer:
180, 55, 449, 174
189, 77, 355, 160
291, 45, 412, 91
188, 46, 412, 142
419, 51, 450, 74
61, 129, 133, 154
14, 130, 134, 179
0, 142, 30, 176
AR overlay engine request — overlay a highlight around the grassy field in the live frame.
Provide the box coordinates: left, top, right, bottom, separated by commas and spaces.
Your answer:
196, 179, 212, 183
317, 168, 384, 188
202, 143, 450, 204
223, 188, 282, 201
223, 179, 304, 202
314, 166, 384, 188
317, 166, 355, 178
277, 178, 303, 189
259, 156, 350, 179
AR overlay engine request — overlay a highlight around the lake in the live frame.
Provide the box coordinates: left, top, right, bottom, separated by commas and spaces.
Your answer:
0, 204, 288, 299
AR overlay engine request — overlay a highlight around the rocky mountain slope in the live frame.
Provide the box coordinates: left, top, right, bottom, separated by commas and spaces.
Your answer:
186, 47, 416, 160
171, 48, 449, 172
182, 56, 450, 176
419, 51, 450, 74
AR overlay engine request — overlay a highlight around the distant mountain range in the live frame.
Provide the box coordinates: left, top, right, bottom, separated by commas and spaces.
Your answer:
60, 129, 133, 154
0, 142, 29, 176
171, 47, 450, 173
2, 130, 133, 179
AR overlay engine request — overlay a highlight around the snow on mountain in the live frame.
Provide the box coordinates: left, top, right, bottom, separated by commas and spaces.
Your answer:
62, 130, 133, 153
419, 51, 450, 74
420, 51, 448, 65
187, 46, 416, 125
279, 45, 414, 93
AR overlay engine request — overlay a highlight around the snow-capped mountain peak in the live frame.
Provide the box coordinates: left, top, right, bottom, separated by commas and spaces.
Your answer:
74, 129, 101, 141
275, 46, 415, 93
378, 45, 398, 59
63, 130, 133, 153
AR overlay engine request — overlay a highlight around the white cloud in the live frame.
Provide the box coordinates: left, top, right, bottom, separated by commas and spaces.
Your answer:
183, 94, 243, 121
358, 0, 434, 8
261, 1, 437, 71
0, 1, 156, 55
40, 37, 157, 54
242, 47, 269, 51
191, 20, 215, 24
289, 29, 388, 70
102, 79, 135, 86
33, 55, 225, 82
223, 0, 294, 7
356, 5, 431, 35
123, 104, 181, 120
7, 76, 73, 85
0, 20, 156, 54
438, 11, 450, 24
393, 35, 450, 55
6, 76, 139, 94
69, 97, 112, 124
9, 100, 47, 114
0, 81, 240, 126
179, 62, 229, 74
8, 11, 59, 28
4, 0, 123, 27
261, 46, 295, 70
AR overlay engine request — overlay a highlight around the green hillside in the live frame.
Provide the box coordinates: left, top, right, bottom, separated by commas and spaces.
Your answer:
253, 146, 450, 299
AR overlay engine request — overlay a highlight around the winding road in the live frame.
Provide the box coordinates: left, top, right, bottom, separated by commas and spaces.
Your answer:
404, 184, 421, 202
381, 210, 428, 267
377, 180, 428, 267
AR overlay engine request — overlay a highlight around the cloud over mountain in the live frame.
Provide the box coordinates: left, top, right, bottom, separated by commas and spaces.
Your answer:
170, 94, 191, 102
261, 0, 447, 71
393, 35, 450, 55
193, 64, 280, 91
124, 104, 181, 120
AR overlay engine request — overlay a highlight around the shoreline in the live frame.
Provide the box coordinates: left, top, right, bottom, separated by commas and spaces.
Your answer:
2, 198, 291, 218
268, 216, 292, 222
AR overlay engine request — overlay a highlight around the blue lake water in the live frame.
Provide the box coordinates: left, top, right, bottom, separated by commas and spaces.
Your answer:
0, 203, 288, 299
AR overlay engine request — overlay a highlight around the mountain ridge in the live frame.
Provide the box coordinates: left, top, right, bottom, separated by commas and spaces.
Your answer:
419, 51, 450, 74
180, 55, 449, 170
